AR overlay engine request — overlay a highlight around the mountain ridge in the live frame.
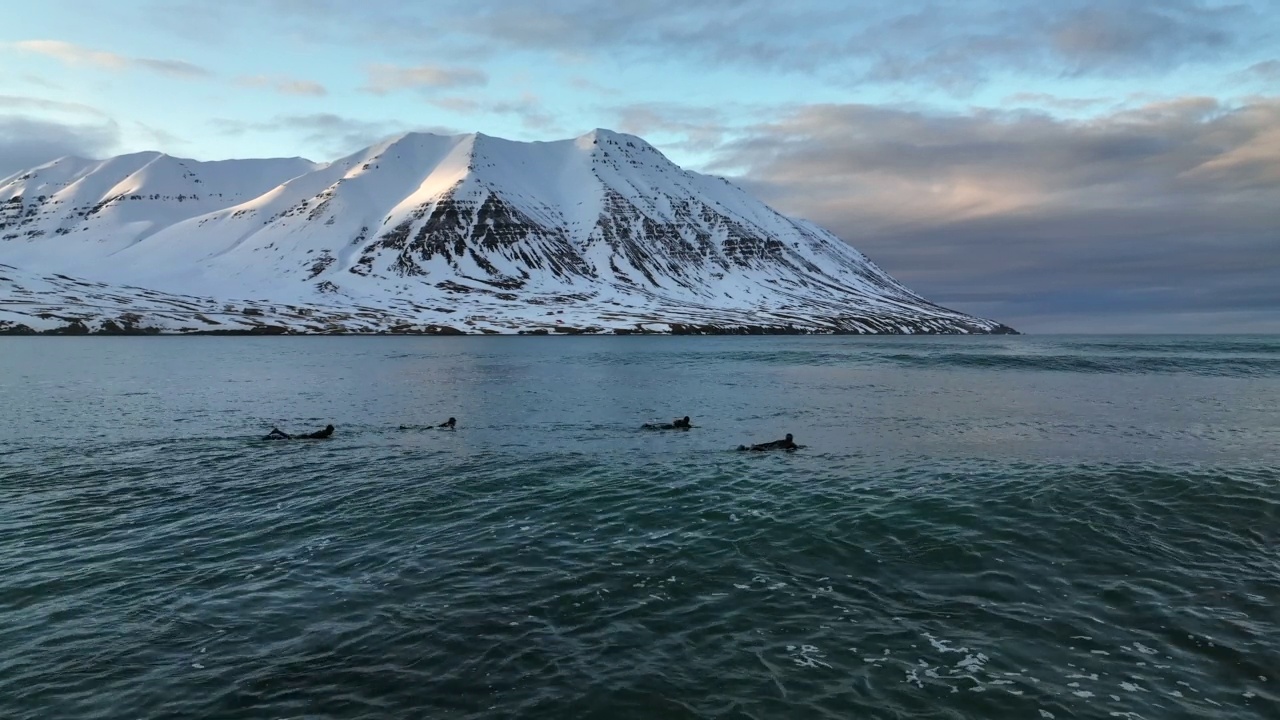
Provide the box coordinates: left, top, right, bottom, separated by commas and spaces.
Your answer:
0, 129, 1016, 335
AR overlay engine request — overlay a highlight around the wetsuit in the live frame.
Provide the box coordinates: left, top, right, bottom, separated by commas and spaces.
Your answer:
644, 417, 691, 430
738, 435, 799, 451
438, 418, 456, 429
748, 439, 797, 451
267, 425, 333, 440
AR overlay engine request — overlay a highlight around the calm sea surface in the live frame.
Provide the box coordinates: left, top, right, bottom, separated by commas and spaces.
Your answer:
1, 336, 1277, 719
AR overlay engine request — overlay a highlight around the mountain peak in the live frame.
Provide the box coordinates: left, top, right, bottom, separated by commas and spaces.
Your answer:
577, 128, 659, 152
0, 129, 1013, 335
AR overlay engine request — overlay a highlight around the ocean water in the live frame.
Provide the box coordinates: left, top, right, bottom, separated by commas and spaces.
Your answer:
0, 335, 1277, 720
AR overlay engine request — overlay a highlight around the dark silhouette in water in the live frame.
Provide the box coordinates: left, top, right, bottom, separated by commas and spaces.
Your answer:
398, 418, 457, 431
738, 433, 799, 452
265, 424, 334, 440
643, 416, 692, 430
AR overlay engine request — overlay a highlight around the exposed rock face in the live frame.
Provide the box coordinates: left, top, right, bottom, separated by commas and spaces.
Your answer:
0, 130, 1015, 335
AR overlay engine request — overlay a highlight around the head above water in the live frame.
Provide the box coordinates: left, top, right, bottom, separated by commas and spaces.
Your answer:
326, 425, 335, 432
683, 416, 690, 422
785, 433, 793, 441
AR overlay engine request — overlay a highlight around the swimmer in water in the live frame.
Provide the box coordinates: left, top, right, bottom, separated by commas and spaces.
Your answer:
265, 424, 334, 440
737, 433, 799, 452
642, 416, 692, 430
439, 417, 457, 429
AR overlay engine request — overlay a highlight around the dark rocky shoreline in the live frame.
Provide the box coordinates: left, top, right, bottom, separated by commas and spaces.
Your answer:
1, 319, 1019, 336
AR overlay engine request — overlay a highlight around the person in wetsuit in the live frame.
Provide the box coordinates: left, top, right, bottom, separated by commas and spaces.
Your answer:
303, 424, 335, 439
265, 424, 334, 440
643, 416, 692, 430
439, 417, 457, 429
738, 433, 799, 452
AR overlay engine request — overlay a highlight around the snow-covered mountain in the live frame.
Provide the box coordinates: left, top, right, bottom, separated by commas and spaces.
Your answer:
0, 129, 1015, 335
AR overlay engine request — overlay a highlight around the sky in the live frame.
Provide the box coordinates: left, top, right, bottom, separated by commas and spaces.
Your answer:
1, 0, 1277, 333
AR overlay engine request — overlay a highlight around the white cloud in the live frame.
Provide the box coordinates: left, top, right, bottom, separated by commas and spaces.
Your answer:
9, 39, 210, 78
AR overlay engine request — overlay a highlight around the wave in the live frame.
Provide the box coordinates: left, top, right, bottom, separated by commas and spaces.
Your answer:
876, 352, 1280, 377
1055, 338, 1280, 356
575, 339, 1280, 376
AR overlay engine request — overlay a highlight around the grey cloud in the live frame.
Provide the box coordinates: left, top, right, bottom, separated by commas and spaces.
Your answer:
709, 98, 1280, 332
612, 103, 737, 153
132, 57, 211, 78
20, 74, 62, 89
0, 95, 108, 118
133, 122, 187, 150
850, 1, 1253, 93
487, 95, 555, 131
428, 93, 556, 131
1002, 92, 1110, 111
1242, 59, 1280, 81
1047, 2, 1238, 70
449, 0, 1261, 91
0, 116, 120, 178
568, 76, 619, 95
236, 75, 328, 97
362, 64, 488, 94
823, 209, 1280, 333
429, 97, 481, 114
152, 1, 1264, 92
212, 113, 458, 157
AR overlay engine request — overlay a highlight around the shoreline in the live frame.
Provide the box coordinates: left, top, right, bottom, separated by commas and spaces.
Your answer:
0, 321, 1020, 336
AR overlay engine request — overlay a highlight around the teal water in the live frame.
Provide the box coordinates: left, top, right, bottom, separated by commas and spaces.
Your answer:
1, 336, 1277, 719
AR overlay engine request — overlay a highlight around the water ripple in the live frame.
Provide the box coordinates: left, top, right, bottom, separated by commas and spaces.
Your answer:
1, 336, 1278, 718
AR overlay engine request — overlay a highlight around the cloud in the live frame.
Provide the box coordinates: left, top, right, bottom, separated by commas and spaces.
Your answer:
212, 113, 458, 157
9, 40, 210, 78
1046, 2, 1238, 71
427, 92, 556, 131
133, 122, 187, 149
0, 95, 109, 118
362, 63, 488, 94
1002, 92, 1110, 112
20, 74, 62, 89
236, 75, 328, 97
1241, 59, 1280, 81
708, 97, 1280, 332
141, 1, 1268, 95
444, 0, 1260, 91
611, 102, 737, 153
0, 95, 122, 176
567, 75, 619, 95
0, 116, 120, 178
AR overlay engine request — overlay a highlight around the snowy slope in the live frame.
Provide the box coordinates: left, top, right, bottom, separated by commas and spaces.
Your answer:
0, 153, 317, 269
0, 129, 1015, 335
